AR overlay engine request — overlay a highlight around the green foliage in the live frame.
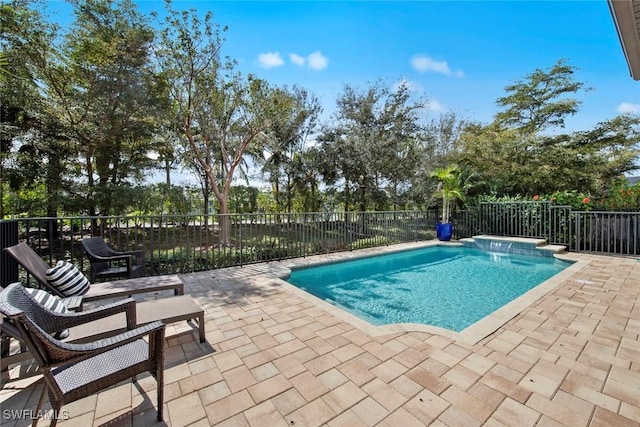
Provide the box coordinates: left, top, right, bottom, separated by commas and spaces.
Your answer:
259, 85, 322, 213
64, 0, 165, 214
3, 182, 50, 217
229, 186, 259, 214
430, 164, 465, 222
146, 248, 245, 274
456, 62, 639, 198
318, 81, 423, 212
495, 59, 587, 135
544, 190, 592, 210
0, 51, 9, 84
145, 242, 295, 274
506, 178, 640, 211
2, 0, 637, 220
347, 236, 390, 250
256, 191, 278, 213
156, 2, 294, 244
1, 0, 167, 217
539, 180, 640, 211
248, 243, 291, 261
595, 180, 640, 211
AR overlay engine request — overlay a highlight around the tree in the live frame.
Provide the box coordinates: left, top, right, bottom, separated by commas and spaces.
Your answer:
156, 2, 283, 245
0, 0, 77, 218
455, 123, 528, 195
1, 0, 167, 217
60, 0, 166, 215
292, 147, 324, 212
455, 60, 639, 197
318, 81, 423, 211
551, 114, 640, 192
430, 164, 464, 223
260, 85, 321, 213
406, 111, 468, 209
495, 59, 587, 137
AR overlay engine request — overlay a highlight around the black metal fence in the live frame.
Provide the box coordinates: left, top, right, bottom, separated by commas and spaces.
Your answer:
1, 203, 638, 287
0, 211, 439, 286
452, 202, 640, 256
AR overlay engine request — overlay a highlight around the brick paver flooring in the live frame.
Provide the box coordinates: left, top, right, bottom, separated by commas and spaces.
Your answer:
1, 243, 639, 426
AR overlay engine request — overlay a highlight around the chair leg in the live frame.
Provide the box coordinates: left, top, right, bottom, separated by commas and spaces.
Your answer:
0, 334, 10, 372
32, 384, 47, 427
48, 407, 60, 427
156, 369, 164, 422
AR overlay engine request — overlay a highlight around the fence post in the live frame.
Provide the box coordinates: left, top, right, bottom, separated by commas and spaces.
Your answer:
0, 220, 19, 287
574, 212, 581, 252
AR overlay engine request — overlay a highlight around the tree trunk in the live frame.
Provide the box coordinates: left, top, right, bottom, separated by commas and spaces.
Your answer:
286, 174, 293, 213
165, 158, 171, 188
218, 195, 231, 246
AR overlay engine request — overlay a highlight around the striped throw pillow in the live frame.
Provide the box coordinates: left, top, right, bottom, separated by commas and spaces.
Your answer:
25, 288, 70, 339
25, 288, 68, 314
45, 261, 90, 297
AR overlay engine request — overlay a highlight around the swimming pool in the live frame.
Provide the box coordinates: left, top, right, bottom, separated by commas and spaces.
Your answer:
286, 246, 573, 332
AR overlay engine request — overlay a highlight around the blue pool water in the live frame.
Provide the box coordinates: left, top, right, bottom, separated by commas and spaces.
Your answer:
286, 246, 572, 332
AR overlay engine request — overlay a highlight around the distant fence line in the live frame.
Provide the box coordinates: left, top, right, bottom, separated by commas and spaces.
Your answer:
1, 203, 638, 287
454, 201, 640, 256
0, 211, 439, 287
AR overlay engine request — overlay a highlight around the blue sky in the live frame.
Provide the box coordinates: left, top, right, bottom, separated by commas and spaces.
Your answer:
134, 0, 637, 133
46, 0, 638, 131
43, 0, 639, 184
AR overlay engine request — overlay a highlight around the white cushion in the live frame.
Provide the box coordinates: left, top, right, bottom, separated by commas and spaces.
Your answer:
25, 288, 68, 314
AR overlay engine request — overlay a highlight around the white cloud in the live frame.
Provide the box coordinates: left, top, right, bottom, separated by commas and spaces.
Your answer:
425, 99, 445, 112
307, 51, 328, 70
411, 55, 464, 78
289, 53, 306, 66
617, 102, 640, 114
290, 51, 328, 70
257, 52, 284, 69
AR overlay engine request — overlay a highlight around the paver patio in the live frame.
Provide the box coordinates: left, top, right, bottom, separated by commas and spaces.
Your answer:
1, 242, 639, 426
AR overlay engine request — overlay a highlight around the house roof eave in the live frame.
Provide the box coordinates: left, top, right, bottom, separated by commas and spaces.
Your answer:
608, 0, 640, 80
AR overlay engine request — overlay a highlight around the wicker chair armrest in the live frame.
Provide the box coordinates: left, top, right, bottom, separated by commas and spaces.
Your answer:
47, 298, 137, 332
61, 296, 84, 311
51, 321, 165, 363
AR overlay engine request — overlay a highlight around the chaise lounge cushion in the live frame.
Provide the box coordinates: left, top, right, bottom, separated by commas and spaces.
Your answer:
24, 287, 70, 339
46, 260, 90, 297
24, 288, 68, 314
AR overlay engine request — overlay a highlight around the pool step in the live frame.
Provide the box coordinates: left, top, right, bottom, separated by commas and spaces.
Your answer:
460, 235, 567, 257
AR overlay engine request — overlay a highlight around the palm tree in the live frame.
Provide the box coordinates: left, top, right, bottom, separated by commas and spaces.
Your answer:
430, 164, 465, 223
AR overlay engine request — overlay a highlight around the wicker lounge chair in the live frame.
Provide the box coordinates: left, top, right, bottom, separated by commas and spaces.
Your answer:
80, 236, 144, 281
0, 283, 165, 426
4, 242, 183, 309
1, 289, 205, 372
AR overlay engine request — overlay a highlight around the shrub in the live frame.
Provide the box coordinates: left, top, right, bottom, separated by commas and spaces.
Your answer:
592, 179, 640, 211
250, 243, 291, 261
347, 236, 390, 250
545, 190, 593, 211
146, 247, 255, 274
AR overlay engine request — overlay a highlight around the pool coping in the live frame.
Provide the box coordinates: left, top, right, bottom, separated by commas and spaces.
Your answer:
271, 240, 588, 346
